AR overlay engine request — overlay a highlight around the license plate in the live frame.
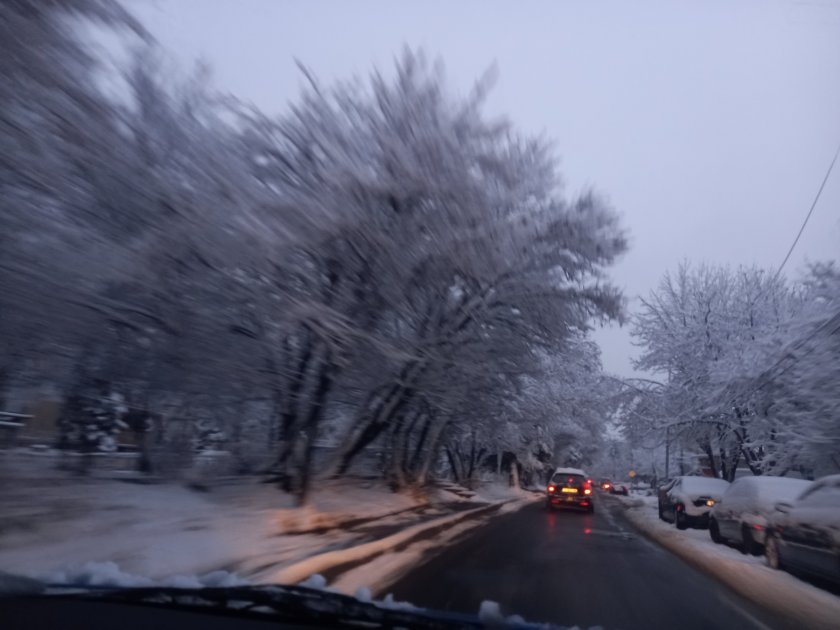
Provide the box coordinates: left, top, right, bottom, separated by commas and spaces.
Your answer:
561, 487, 578, 494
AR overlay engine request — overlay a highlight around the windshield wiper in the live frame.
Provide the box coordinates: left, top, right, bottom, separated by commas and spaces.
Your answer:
29, 583, 555, 629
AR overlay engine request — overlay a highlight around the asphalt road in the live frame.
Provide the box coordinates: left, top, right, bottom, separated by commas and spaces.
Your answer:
388, 495, 789, 630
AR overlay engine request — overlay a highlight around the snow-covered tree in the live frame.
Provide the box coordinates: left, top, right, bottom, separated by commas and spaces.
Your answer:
630, 262, 837, 479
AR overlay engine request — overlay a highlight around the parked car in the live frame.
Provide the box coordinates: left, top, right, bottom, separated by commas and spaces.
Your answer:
765, 474, 840, 585
546, 467, 594, 512
658, 476, 730, 529
709, 476, 811, 554
610, 483, 629, 496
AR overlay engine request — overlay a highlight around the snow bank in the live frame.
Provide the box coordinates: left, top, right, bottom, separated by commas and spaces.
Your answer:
1, 456, 539, 598
271, 501, 510, 586
615, 496, 840, 630
0, 472, 429, 584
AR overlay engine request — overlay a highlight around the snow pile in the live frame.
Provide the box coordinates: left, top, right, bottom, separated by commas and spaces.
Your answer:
0, 471, 430, 584
616, 497, 840, 630
43, 561, 249, 589
298, 573, 330, 590
478, 600, 527, 625
1, 459, 537, 599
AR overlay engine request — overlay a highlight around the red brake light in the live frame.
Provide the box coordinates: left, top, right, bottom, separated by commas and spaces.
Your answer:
753, 524, 763, 530
547, 485, 556, 493
584, 488, 592, 495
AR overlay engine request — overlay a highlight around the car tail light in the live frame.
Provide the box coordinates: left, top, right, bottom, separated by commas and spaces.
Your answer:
584, 488, 592, 495
753, 524, 763, 530
581, 501, 589, 507
547, 485, 556, 493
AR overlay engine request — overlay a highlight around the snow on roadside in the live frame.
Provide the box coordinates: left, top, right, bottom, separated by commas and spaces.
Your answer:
332, 492, 541, 596
0, 454, 535, 593
266, 493, 540, 588
0, 474, 418, 582
614, 493, 840, 630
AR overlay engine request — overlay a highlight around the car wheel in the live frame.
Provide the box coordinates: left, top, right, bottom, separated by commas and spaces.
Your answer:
709, 518, 723, 544
588, 504, 595, 513
741, 525, 760, 555
675, 507, 688, 530
765, 533, 782, 570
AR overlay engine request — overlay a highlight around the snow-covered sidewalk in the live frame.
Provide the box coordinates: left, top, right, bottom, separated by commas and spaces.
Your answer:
0, 452, 537, 594
612, 493, 840, 630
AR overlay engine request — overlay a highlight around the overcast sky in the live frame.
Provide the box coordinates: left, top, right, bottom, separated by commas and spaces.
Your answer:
121, 0, 840, 377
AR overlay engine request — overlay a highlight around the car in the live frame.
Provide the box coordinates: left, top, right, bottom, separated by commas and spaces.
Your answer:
546, 467, 594, 512
709, 476, 811, 554
610, 483, 629, 496
658, 476, 730, 529
765, 474, 840, 585
598, 479, 613, 491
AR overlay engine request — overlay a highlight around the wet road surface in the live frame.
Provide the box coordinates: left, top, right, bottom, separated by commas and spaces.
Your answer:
388, 496, 788, 630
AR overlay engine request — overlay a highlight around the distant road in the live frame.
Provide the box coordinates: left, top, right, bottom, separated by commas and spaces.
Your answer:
387, 495, 789, 630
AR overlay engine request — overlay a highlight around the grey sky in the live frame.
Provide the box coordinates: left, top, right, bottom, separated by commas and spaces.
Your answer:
123, 0, 840, 376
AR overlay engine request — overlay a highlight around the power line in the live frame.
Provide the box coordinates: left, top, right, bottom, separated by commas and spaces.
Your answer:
773, 140, 840, 282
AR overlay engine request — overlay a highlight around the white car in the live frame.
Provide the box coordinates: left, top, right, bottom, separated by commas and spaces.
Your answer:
708, 476, 812, 554
765, 474, 840, 585
658, 476, 730, 529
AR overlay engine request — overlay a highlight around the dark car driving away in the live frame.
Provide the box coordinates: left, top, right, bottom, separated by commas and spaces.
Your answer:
546, 468, 594, 512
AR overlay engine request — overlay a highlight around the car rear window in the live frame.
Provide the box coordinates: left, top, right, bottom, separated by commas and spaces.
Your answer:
551, 473, 585, 486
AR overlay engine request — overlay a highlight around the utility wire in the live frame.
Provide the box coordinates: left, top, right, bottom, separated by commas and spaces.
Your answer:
610, 143, 840, 436
773, 141, 840, 282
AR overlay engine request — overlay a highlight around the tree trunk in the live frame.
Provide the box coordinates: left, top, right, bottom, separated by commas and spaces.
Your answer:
415, 417, 447, 486
333, 381, 415, 476
292, 355, 334, 507
445, 446, 460, 482
408, 413, 432, 474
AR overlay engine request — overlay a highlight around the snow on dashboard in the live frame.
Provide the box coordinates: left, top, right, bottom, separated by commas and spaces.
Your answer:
44, 561, 250, 588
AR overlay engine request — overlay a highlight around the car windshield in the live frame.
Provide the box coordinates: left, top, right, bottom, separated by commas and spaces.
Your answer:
551, 474, 586, 486
2, 2, 837, 629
